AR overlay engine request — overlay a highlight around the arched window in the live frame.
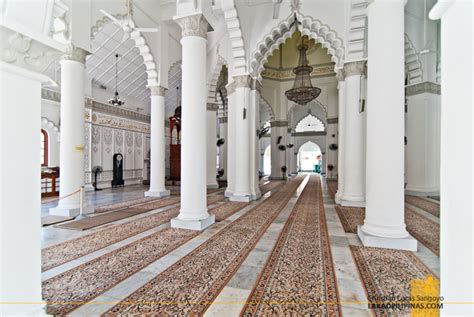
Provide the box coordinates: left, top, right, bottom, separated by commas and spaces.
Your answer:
295, 114, 325, 133
41, 129, 48, 166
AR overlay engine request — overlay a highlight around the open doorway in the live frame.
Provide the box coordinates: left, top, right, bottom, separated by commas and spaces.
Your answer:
297, 141, 322, 173
263, 145, 271, 176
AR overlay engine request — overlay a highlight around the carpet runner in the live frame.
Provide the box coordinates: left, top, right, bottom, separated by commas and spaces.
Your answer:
350, 245, 437, 316
103, 176, 304, 315
335, 206, 440, 256
405, 195, 440, 217
241, 175, 340, 316
260, 180, 284, 195
42, 195, 225, 272
43, 200, 250, 315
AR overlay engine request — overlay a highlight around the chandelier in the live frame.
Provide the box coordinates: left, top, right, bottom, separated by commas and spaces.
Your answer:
285, 36, 321, 105
108, 53, 125, 107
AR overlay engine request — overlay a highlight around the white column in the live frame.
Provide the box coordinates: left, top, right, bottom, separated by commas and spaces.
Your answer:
358, 0, 417, 251
405, 86, 440, 196
50, 47, 91, 217
145, 86, 170, 198
206, 103, 219, 189
0, 63, 48, 315
270, 121, 288, 180
218, 116, 228, 181
227, 75, 252, 202
335, 70, 346, 204
430, 1, 473, 314
249, 80, 262, 200
340, 61, 366, 207
171, 13, 214, 230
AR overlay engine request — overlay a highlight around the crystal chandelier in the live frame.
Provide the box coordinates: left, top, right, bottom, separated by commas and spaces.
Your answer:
285, 36, 321, 105
108, 53, 125, 107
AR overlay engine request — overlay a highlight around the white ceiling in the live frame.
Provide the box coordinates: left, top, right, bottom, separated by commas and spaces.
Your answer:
87, 22, 150, 108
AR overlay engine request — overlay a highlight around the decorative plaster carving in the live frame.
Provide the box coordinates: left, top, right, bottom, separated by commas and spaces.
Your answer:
93, 112, 151, 134
227, 74, 251, 94
250, 78, 262, 92
41, 117, 61, 141
0, 28, 61, 73
336, 69, 346, 82
218, 117, 228, 124
262, 63, 335, 81
61, 44, 88, 64
406, 82, 441, 96
90, 101, 150, 123
327, 117, 339, 124
115, 130, 124, 146
149, 85, 167, 97
91, 14, 159, 86
343, 61, 366, 77
125, 131, 133, 147
134, 132, 143, 148
250, 12, 345, 81
84, 124, 91, 171
174, 14, 212, 39
42, 89, 61, 103
92, 125, 101, 145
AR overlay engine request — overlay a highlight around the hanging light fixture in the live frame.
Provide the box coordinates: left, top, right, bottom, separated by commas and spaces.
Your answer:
108, 53, 125, 107
285, 36, 321, 105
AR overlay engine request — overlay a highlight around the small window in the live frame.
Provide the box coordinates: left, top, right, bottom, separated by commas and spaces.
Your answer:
41, 129, 48, 166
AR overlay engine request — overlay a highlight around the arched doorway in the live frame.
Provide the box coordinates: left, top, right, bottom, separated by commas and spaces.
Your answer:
263, 145, 271, 176
297, 141, 322, 173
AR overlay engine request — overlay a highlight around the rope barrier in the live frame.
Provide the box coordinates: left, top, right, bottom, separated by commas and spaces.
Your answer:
58, 186, 85, 218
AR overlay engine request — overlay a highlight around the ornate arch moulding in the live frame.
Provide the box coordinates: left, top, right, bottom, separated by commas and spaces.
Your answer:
250, 12, 345, 81
91, 14, 159, 87
207, 53, 228, 104
220, 0, 247, 75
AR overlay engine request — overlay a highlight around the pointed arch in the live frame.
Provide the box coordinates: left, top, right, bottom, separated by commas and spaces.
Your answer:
405, 33, 423, 85
295, 114, 325, 132
207, 54, 228, 104
250, 12, 345, 81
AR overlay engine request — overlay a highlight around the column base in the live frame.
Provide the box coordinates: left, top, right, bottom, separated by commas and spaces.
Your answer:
84, 183, 95, 192
357, 225, 418, 251
171, 214, 215, 231
207, 183, 219, 189
145, 189, 171, 198
405, 187, 440, 197
224, 189, 233, 197
229, 192, 252, 202
341, 194, 365, 207
335, 191, 343, 204
250, 191, 262, 200
50, 204, 94, 217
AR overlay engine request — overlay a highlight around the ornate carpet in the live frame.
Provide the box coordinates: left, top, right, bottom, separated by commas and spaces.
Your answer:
335, 206, 440, 256
260, 180, 284, 195
350, 246, 437, 316
241, 175, 341, 316
405, 195, 440, 217
42, 195, 225, 272
94, 196, 159, 213
43, 201, 251, 315
103, 176, 304, 315
326, 180, 338, 200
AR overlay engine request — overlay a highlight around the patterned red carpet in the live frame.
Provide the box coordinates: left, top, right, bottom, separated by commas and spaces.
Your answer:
42, 195, 225, 272
335, 206, 440, 255
43, 201, 251, 315
350, 246, 437, 316
103, 176, 304, 315
405, 195, 440, 217
241, 175, 341, 316
260, 180, 284, 195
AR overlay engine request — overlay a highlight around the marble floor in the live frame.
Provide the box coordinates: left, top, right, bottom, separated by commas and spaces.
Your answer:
40, 175, 440, 316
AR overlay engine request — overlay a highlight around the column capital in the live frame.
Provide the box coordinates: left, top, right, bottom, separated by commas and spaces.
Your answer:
149, 86, 167, 96
174, 13, 213, 39
336, 69, 346, 82
227, 74, 251, 95
270, 120, 289, 127
250, 78, 262, 93
61, 44, 89, 64
207, 103, 219, 111
343, 61, 366, 77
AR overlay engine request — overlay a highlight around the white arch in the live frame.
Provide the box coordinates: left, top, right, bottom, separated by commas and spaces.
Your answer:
404, 33, 423, 85
260, 95, 275, 123
221, 0, 247, 75
91, 14, 159, 86
207, 54, 228, 104
295, 114, 325, 132
250, 12, 345, 81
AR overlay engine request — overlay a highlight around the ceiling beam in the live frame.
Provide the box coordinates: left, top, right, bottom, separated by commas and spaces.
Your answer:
92, 45, 138, 83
